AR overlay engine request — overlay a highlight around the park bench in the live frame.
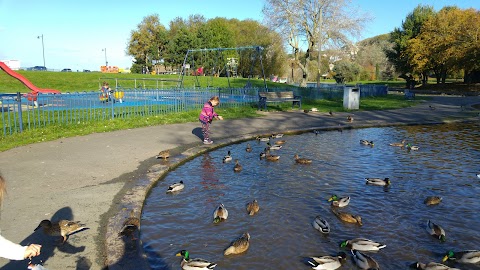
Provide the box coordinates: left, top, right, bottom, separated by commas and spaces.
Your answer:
404, 89, 415, 100
258, 91, 302, 110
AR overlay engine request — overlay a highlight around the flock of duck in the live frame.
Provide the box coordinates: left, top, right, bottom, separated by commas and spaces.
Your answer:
157, 133, 479, 270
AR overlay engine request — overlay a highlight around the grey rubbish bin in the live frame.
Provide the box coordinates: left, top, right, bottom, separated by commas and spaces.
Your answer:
343, 86, 360, 110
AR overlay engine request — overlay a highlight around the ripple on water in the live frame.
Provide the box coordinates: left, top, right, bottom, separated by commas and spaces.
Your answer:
142, 123, 480, 270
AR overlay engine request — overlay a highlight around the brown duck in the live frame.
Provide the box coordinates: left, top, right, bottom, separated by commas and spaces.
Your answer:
156, 150, 170, 159
224, 232, 250, 255
332, 209, 363, 226
35, 219, 87, 243
246, 199, 260, 216
294, 154, 312, 164
118, 209, 141, 240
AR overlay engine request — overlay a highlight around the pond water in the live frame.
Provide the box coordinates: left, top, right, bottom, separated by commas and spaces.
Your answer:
141, 122, 480, 270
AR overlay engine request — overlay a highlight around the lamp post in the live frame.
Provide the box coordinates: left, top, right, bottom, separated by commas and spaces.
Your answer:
102, 48, 108, 66
37, 34, 45, 68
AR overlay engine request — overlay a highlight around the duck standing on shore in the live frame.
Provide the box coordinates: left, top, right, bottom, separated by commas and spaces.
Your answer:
34, 219, 87, 244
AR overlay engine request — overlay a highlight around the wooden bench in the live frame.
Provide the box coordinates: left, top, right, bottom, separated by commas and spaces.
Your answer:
404, 89, 415, 100
258, 91, 302, 110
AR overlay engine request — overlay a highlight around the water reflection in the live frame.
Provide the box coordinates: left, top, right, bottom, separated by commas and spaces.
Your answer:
142, 122, 480, 270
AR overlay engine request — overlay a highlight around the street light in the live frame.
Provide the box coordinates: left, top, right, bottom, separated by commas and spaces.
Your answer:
37, 34, 45, 68
102, 48, 108, 66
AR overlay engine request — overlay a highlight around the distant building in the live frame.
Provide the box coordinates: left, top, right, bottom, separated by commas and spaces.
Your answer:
1, 60, 20, 70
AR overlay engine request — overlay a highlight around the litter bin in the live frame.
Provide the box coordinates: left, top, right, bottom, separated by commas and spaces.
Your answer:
343, 86, 360, 110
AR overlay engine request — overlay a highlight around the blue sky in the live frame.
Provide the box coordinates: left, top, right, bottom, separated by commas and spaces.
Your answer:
0, 0, 478, 71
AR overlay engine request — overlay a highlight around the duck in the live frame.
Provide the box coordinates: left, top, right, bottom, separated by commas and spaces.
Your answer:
233, 159, 242, 172
265, 149, 280, 161
429, 105, 436, 110
304, 109, 310, 113
271, 133, 284, 138
166, 180, 185, 194
406, 143, 420, 151
34, 219, 87, 243
328, 195, 350, 207
427, 220, 446, 242
339, 238, 386, 251
224, 232, 250, 255
259, 148, 267, 159
312, 215, 330, 234
359, 140, 374, 146
307, 252, 347, 270
351, 250, 380, 270
310, 107, 319, 112
365, 177, 391, 186
328, 110, 333, 116
442, 250, 480, 264
118, 209, 140, 240
223, 151, 232, 163
274, 140, 286, 145
245, 143, 252, 153
256, 136, 270, 142
411, 262, 460, 270
246, 199, 260, 216
331, 209, 362, 226
389, 139, 406, 147
294, 154, 312, 164
267, 142, 282, 150
424, 196, 442, 205
313, 130, 320, 135
155, 150, 170, 159
347, 115, 354, 123
176, 250, 217, 270
213, 203, 228, 223
476, 173, 480, 179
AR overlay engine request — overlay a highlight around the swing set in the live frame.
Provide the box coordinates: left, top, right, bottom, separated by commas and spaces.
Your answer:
179, 46, 267, 90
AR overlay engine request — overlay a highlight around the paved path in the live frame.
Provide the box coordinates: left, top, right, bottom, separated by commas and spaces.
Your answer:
0, 95, 478, 270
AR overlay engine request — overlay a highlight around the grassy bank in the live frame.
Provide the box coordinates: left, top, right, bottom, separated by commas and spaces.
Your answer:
0, 95, 423, 152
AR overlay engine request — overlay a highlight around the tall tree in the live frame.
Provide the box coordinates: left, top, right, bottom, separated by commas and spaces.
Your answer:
262, 0, 368, 86
386, 5, 435, 85
126, 14, 168, 73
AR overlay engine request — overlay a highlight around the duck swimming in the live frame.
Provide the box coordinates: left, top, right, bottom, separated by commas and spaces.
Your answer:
328, 195, 350, 207
294, 154, 312, 164
176, 250, 217, 270
223, 150, 232, 163
340, 238, 386, 251
224, 232, 250, 256
166, 180, 185, 193
233, 159, 242, 172
389, 139, 406, 147
351, 250, 380, 270
426, 220, 446, 242
213, 203, 228, 223
246, 199, 260, 216
424, 196, 442, 205
442, 250, 480, 264
332, 209, 363, 226
411, 262, 460, 270
360, 140, 374, 146
307, 252, 347, 270
312, 215, 330, 234
365, 177, 391, 186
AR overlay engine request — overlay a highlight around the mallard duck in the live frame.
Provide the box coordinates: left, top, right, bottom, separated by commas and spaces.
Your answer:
155, 149, 170, 159
332, 209, 362, 226
265, 149, 280, 161
213, 203, 228, 223
176, 250, 217, 270
294, 154, 312, 164
267, 142, 282, 150
256, 136, 270, 142
406, 143, 420, 151
365, 177, 391, 186
304, 109, 310, 113
246, 199, 260, 216
424, 196, 442, 205
476, 173, 480, 179
34, 219, 87, 243
271, 133, 284, 138
118, 209, 140, 240
328, 195, 350, 207
166, 180, 185, 194
223, 150, 232, 163
259, 148, 267, 159
347, 115, 353, 123
351, 250, 380, 270
233, 159, 242, 172
427, 220, 446, 242
442, 250, 480, 264
307, 252, 347, 270
313, 130, 320, 135
312, 215, 330, 234
245, 143, 252, 153
224, 232, 250, 256
429, 105, 436, 110
360, 140, 374, 146
339, 238, 386, 251
275, 140, 286, 145
328, 110, 333, 116
411, 262, 460, 270
389, 139, 406, 147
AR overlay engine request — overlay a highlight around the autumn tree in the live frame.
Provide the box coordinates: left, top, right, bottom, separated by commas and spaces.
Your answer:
387, 5, 435, 85
262, 0, 368, 86
126, 14, 168, 73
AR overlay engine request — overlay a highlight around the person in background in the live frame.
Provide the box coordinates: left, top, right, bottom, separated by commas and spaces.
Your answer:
100, 81, 112, 102
0, 174, 42, 261
199, 96, 223, 144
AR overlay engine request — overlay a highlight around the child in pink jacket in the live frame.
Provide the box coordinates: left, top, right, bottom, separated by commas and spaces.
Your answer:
199, 96, 223, 144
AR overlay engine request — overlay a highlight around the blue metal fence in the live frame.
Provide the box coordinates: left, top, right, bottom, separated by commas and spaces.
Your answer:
1, 85, 388, 137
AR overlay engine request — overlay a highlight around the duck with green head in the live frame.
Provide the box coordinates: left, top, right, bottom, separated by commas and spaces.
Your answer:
442, 250, 480, 264
351, 250, 380, 270
411, 261, 460, 270
328, 195, 350, 207
213, 203, 228, 223
176, 250, 217, 270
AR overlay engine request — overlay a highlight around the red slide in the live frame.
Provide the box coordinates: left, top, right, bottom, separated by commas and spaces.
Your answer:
0, 61, 61, 94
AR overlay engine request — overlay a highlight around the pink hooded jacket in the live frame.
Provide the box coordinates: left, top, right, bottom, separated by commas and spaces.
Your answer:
199, 101, 218, 123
